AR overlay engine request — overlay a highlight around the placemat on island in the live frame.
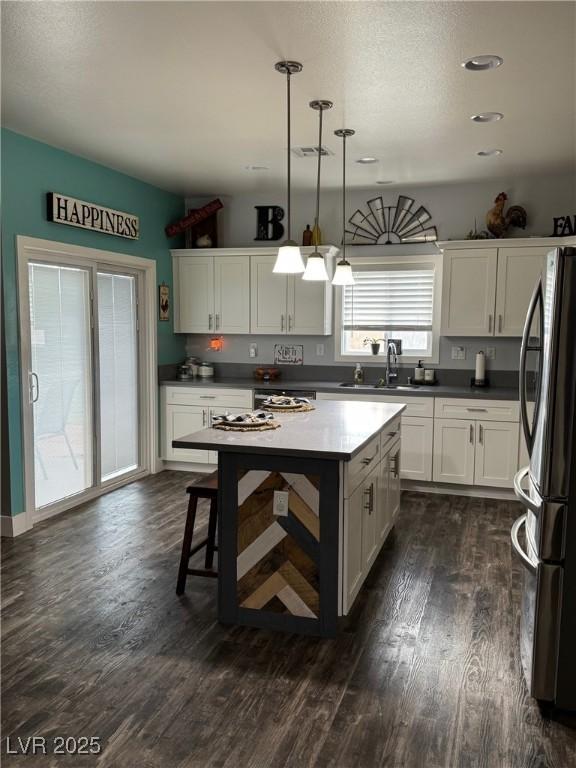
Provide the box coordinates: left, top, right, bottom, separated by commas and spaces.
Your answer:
261, 402, 315, 413
212, 420, 281, 432
211, 411, 281, 432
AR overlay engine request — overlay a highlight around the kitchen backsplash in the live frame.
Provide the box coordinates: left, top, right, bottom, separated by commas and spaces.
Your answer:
185, 334, 522, 371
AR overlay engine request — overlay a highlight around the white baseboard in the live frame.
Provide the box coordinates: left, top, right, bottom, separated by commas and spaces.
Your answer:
1, 513, 32, 538
402, 480, 517, 501
162, 461, 216, 474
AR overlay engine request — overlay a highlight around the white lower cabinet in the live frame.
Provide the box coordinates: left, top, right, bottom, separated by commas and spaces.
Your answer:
400, 417, 433, 481
161, 386, 253, 466
344, 438, 399, 613
164, 404, 210, 464
433, 418, 476, 485
474, 420, 520, 488
433, 416, 519, 487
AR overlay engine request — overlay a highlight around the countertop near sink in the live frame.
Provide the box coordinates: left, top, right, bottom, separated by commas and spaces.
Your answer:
160, 377, 519, 401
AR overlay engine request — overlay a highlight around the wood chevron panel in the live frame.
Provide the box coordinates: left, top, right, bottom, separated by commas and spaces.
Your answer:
236, 471, 320, 618
288, 489, 320, 540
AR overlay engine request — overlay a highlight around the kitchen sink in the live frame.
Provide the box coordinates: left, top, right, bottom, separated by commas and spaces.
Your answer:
339, 382, 420, 390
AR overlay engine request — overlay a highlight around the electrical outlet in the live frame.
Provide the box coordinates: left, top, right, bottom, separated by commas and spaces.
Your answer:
485, 347, 496, 360
451, 345, 466, 360
273, 490, 289, 517
249, 343, 258, 358
316, 344, 325, 357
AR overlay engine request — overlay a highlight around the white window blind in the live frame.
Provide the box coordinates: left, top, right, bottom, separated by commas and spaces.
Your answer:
342, 264, 435, 331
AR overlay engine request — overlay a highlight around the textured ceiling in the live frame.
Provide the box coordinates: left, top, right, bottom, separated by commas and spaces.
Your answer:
2, 1, 575, 195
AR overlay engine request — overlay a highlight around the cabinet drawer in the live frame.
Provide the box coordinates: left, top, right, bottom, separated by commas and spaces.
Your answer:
434, 398, 519, 422
380, 417, 401, 456
164, 386, 253, 409
345, 435, 380, 498
317, 392, 433, 418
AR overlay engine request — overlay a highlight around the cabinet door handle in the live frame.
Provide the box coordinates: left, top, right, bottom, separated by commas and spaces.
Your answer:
208, 314, 213, 330
498, 314, 502, 333
467, 407, 487, 412
479, 424, 483, 444
488, 314, 492, 333
392, 452, 400, 478
199, 395, 216, 399
215, 313, 220, 330
202, 409, 207, 427
369, 482, 374, 513
288, 315, 292, 332
362, 452, 377, 466
280, 314, 285, 331
363, 487, 371, 511
387, 430, 398, 438
469, 424, 474, 444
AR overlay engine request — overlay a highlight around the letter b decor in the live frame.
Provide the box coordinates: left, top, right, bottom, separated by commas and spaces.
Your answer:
255, 206, 285, 241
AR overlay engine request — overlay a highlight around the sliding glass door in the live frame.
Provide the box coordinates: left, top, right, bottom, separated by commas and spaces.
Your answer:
98, 271, 139, 483
26, 257, 143, 518
29, 262, 94, 509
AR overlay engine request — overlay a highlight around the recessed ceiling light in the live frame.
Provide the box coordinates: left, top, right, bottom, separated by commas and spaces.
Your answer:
471, 112, 504, 123
356, 157, 378, 164
244, 165, 269, 171
376, 180, 395, 185
462, 55, 503, 71
477, 149, 503, 157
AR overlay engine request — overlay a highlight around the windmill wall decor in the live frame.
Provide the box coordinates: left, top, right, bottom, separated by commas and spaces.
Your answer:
346, 195, 437, 245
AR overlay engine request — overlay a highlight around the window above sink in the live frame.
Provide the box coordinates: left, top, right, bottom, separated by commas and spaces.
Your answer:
334, 253, 443, 364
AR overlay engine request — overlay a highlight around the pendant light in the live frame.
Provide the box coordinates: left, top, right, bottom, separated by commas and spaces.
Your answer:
332, 128, 356, 286
273, 61, 305, 274
303, 99, 333, 281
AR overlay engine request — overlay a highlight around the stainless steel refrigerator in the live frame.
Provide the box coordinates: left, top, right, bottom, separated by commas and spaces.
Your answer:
513, 245, 576, 709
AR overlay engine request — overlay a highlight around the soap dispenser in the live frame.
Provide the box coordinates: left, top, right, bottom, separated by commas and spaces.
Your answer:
354, 363, 364, 384
414, 360, 425, 383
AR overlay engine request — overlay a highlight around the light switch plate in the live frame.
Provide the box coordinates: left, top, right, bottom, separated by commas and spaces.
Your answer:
485, 347, 496, 360
316, 344, 325, 357
451, 345, 466, 360
249, 343, 258, 358
273, 490, 289, 517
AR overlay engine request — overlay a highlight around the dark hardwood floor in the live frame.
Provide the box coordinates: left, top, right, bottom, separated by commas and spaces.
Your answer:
2, 472, 575, 768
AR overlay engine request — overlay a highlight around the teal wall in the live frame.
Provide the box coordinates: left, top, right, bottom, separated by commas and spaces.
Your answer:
1, 129, 186, 516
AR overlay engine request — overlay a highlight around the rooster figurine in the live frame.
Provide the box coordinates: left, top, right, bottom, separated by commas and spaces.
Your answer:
486, 192, 527, 238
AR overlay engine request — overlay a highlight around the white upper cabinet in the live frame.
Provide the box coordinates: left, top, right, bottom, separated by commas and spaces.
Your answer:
495, 247, 547, 336
288, 273, 332, 335
438, 239, 561, 338
441, 248, 498, 336
173, 254, 215, 333
250, 254, 288, 334
250, 251, 333, 336
173, 252, 250, 334
214, 256, 250, 333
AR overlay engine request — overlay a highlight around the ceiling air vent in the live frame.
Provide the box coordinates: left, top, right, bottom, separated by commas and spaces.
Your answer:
292, 146, 334, 158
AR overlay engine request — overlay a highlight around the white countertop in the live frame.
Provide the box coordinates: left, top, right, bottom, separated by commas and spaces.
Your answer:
172, 399, 405, 460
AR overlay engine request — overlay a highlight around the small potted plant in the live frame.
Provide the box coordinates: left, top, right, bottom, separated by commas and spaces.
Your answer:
363, 337, 384, 356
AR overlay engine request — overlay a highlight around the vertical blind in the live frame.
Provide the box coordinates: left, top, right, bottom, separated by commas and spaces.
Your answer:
98, 272, 139, 481
342, 264, 435, 331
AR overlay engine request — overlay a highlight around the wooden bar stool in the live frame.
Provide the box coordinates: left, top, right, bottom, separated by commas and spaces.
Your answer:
176, 471, 218, 595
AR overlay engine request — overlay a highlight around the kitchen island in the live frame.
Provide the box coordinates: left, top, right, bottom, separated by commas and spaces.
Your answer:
173, 399, 405, 636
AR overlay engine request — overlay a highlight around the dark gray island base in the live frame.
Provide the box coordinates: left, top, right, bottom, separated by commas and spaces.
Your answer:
173, 400, 405, 637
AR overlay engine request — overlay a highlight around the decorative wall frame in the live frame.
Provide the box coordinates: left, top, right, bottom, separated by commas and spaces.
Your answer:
159, 282, 169, 321
346, 195, 437, 245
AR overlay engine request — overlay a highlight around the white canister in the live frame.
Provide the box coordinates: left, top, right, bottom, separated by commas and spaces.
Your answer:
424, 368, 436, 384
198, 362, 214, 378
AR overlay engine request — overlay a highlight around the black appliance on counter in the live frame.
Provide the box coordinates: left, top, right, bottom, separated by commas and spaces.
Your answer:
513, 246, 576, 710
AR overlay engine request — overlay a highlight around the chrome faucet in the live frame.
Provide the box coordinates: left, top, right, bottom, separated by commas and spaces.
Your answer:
385, 341, 399, 386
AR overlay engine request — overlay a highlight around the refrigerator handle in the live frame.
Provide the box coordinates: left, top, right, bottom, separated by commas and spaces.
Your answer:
511, 514, 537, 575
519, 278, 543, 455
513, 466, 540, 515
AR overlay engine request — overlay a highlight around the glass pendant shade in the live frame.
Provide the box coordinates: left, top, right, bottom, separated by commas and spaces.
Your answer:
273, 241, 305, 273
303, 252, 329, 281
332, 260, 354, 285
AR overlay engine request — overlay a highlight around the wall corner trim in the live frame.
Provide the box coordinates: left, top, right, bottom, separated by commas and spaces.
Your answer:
1, 513, 31, 538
